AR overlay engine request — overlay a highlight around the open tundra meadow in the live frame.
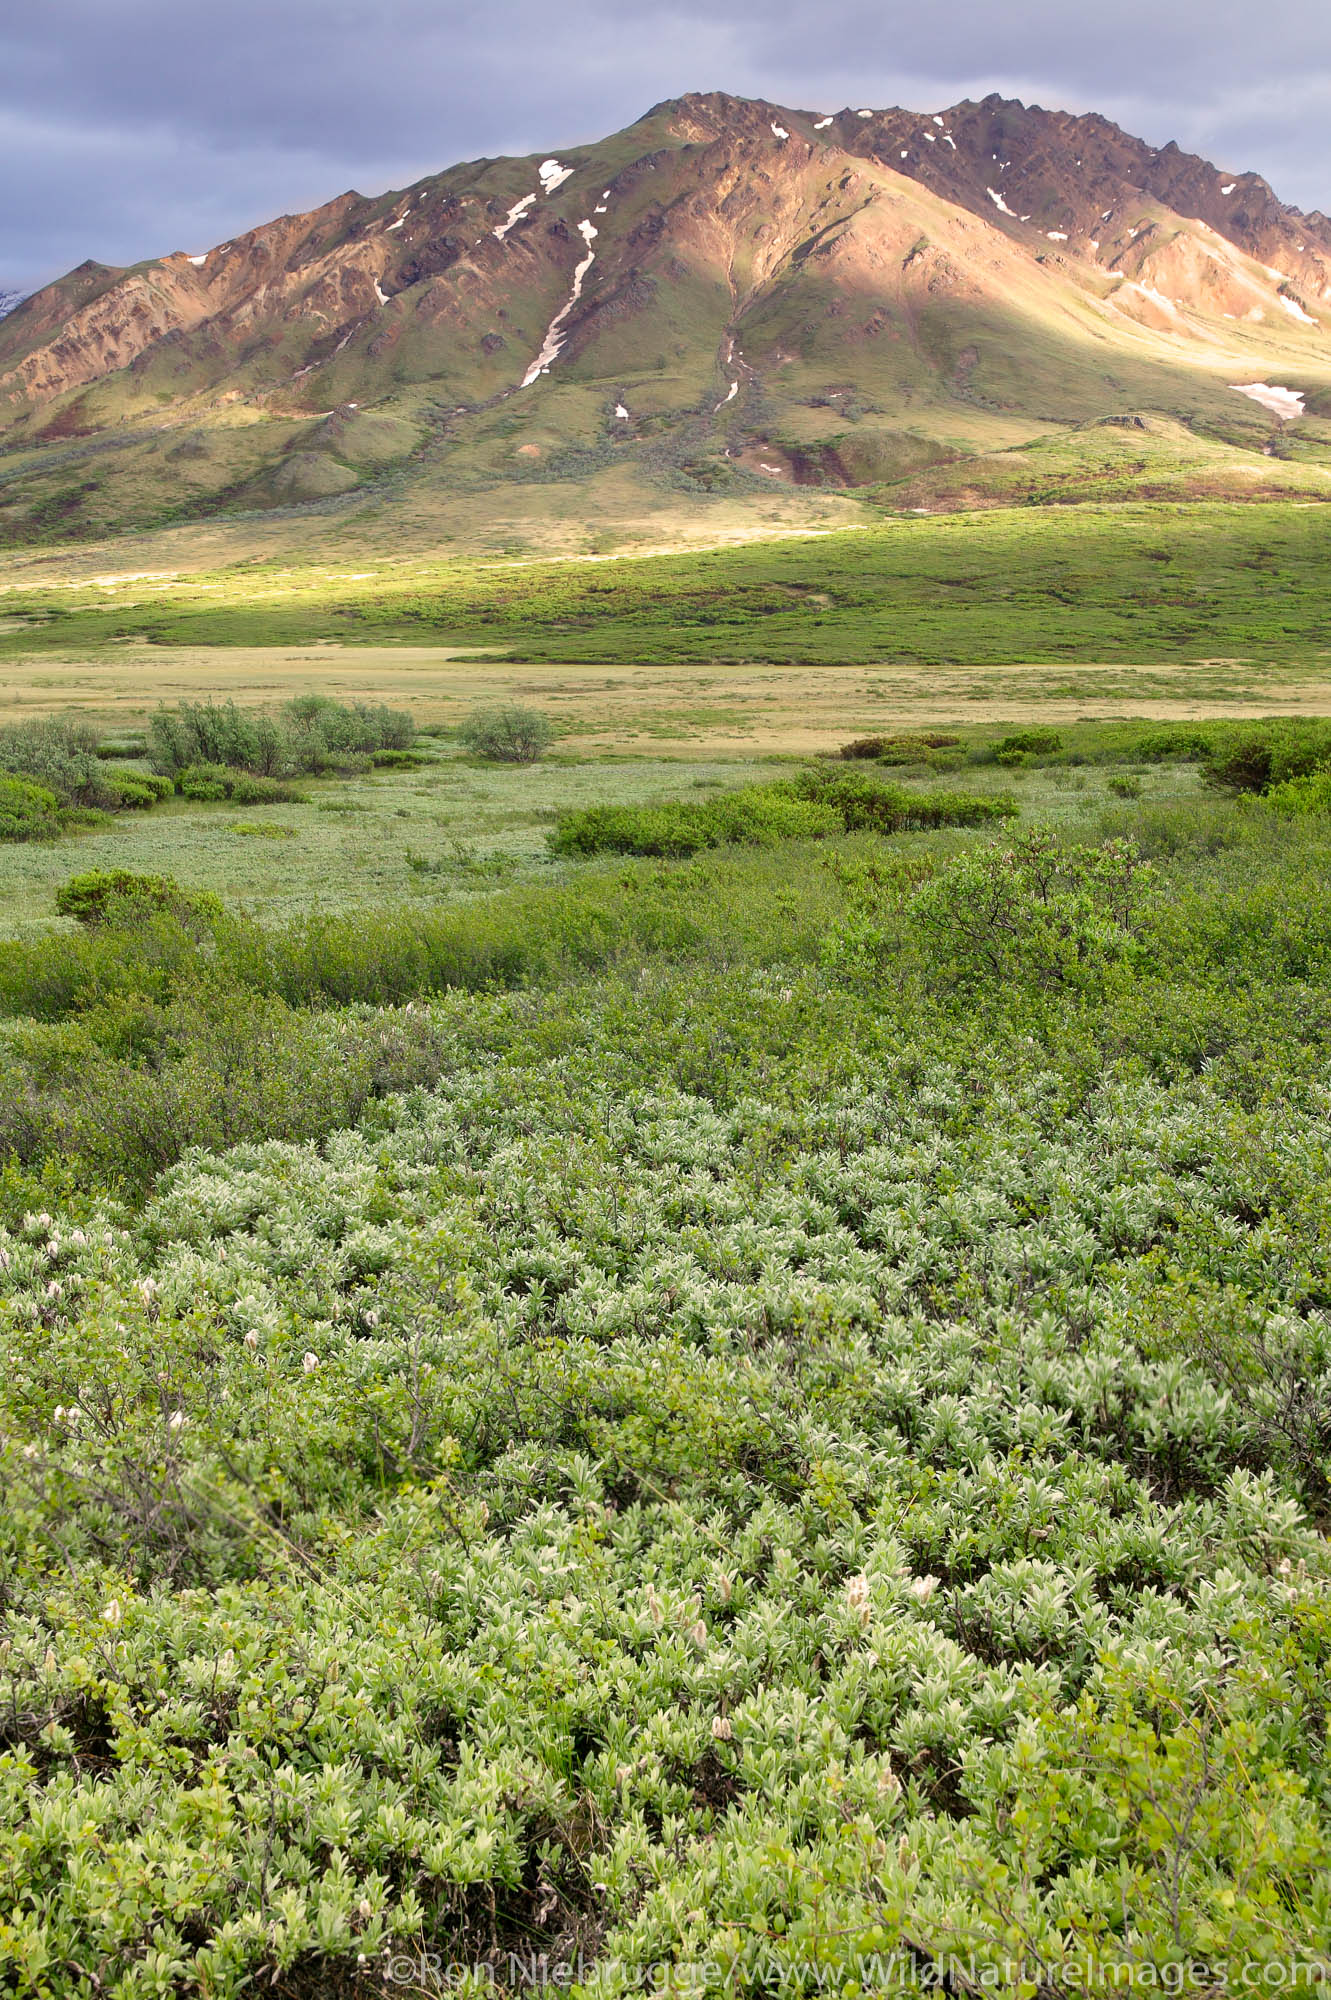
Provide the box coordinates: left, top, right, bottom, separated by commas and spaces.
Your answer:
4, 66, 1331, 2000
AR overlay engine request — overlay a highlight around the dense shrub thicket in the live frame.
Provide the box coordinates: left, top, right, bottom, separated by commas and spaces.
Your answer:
148, 695, 415, 777
1, 788, 1331, 1993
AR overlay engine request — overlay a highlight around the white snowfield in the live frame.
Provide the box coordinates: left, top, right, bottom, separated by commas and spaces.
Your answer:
857, 109, 872, 117
494, 194, 537, 241
614, 403, 629, 419
521, 226, 596, 386
1125, 281, 1178, 314
932, 115, 944, 126
986, 187, 1016, 217
1221, 183, 1236, 195
922, 131, 935, 142
186, 255, 207, 267
771, 123, 789, 140
1279, 293, 1317, 325
538, 159, 574, 192
373, 280, 390, 306
813, 116, 833, 130
1047, 232, 1068, 242
943, 135, 956, 149
386, 216, 406, 232
1231, 383, 1305, 420
577, 219, 597, 245
714, 378, 739, 412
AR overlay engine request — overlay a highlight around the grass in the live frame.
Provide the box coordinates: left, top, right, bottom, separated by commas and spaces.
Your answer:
3, 504, 1331, 678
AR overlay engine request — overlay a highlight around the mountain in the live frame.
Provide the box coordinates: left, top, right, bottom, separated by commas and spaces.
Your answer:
4, 90, 1331, 548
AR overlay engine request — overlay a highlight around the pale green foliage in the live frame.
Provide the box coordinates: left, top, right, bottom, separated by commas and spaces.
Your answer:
459, 704, 555, 764
1, 1045, 1329, 1992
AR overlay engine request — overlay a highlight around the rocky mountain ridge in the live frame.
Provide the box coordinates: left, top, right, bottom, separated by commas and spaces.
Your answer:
3, 90, 1330, 542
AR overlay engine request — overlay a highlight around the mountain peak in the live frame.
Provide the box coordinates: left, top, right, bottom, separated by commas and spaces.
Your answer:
2, 87, 1329, 541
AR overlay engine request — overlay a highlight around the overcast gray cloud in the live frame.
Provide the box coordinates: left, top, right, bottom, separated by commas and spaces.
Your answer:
3, 0, 1329, 297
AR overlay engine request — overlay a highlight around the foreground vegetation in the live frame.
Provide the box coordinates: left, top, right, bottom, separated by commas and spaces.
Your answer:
2, 707, 1331, 1995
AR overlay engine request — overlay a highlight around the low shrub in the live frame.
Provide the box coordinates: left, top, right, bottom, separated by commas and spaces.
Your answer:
107, 775, 161, 809
460, 703, 555, 764
177, 763, 230, 801
993, 725, 1063, 765
1264, 770, 1331, 816
840, 732, 962, 761
0, 774, 63, 842
1125, 725, 1215, 763
96, 735, 151, 759
1107, 773, 1144, 799
907, 828, 1154, 993
793, 765, 1018, 833
227, 773, 308, 805
550, 787, 839, 858
551, 774, 1017, 859
54, 869, 222, 928
1203, 721, 1331, 794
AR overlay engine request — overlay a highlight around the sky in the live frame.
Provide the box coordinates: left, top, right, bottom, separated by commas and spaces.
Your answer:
3, 0, 1329, 300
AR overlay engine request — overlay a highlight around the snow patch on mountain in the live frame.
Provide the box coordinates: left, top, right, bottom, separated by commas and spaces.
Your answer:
986, 188, 1016, 217
521, 227, 597, 386
494, 194, 537, 241
1231, 382, 1305, 419
538, 159, 574, 192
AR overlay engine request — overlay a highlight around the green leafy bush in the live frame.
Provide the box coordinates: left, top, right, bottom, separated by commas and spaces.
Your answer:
459, 703, 556, 763
1203, 721, 1331, 794
227, 772, 307, 805
552, 775, 1017, 859
106, 774, 160, 809
176, 763, 230, 801
176, 765, 305, 804
0, 774, 62, 842
54, 869, 221, 928
1126, 724, 1215, 763
793, 765, 1018, 833
550, 785, 839, 857
907, 828, 1155, 991
1264, 769, 1331, 816
993, 725, 1063, 765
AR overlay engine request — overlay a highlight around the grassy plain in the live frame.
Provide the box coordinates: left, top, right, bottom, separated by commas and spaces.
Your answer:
3, 502, 1330, 676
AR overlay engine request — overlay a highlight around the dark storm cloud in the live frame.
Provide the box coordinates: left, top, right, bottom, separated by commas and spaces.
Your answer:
3, 0, 1328, 296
